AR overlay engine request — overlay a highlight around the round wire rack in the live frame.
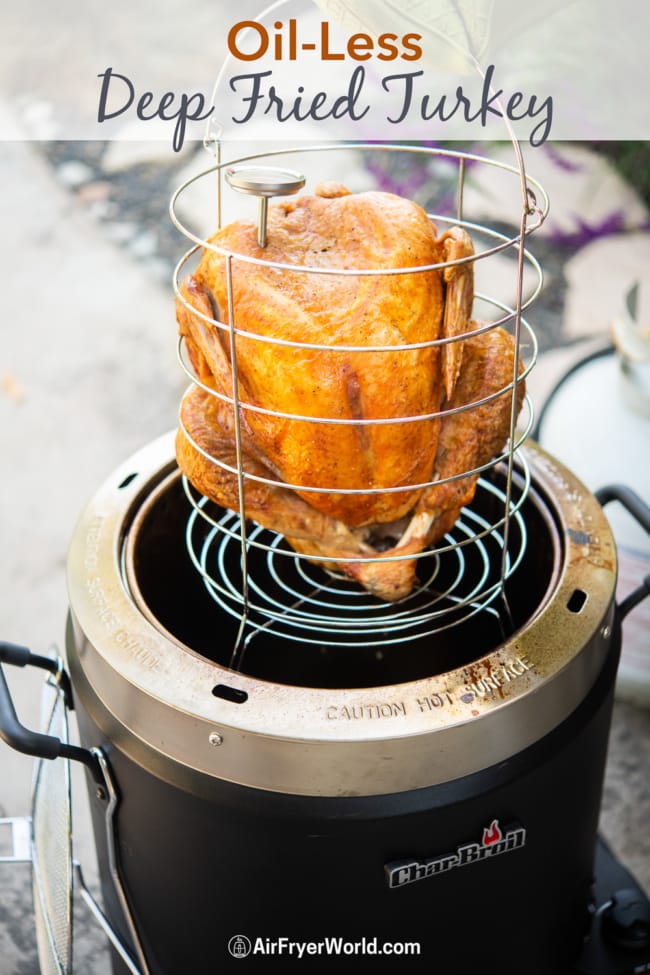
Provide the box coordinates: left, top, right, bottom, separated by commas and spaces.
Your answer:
169, 141, 548, 663
182, 456, 532, 652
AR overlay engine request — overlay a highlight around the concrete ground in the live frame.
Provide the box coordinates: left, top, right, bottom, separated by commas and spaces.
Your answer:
0, 131, 649, 973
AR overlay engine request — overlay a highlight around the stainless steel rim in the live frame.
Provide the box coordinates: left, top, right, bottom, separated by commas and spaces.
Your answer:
66, 432, 617, 797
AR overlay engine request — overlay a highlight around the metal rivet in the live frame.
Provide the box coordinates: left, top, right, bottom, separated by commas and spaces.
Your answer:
208, 732, 223, 747
95, 786, 107, 801
601, 625, 611, 639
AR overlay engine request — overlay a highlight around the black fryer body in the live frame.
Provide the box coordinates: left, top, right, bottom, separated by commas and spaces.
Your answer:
69, 613, 621, 975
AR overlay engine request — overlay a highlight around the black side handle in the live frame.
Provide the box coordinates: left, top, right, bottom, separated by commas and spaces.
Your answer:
0, 641, 102, 783
0, 641, 74, 709
595, 485, 650, 622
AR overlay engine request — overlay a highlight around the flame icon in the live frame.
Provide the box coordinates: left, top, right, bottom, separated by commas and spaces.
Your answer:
482, 819, 503, 846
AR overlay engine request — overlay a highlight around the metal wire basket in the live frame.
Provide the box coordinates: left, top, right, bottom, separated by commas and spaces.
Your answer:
170, 140, 548, 667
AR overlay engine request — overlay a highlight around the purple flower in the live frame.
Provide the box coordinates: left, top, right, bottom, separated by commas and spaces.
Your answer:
548, 211, 628, 247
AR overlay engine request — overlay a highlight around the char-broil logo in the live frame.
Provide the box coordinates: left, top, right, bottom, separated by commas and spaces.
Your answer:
385, 819, 526, 889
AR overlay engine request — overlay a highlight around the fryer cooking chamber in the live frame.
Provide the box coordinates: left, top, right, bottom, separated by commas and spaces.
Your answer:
66, 433, 618, 797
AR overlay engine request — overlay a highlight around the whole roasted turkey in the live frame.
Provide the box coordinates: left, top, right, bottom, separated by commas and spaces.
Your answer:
176, 181, 524, 601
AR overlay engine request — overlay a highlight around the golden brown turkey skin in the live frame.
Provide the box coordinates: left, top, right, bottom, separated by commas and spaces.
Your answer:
176, 326, 525, 601
177, 183, 473, 526
342, 325, 526, 599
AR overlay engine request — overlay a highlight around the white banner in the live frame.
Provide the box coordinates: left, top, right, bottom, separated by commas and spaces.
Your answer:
2, 0, 649, 148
